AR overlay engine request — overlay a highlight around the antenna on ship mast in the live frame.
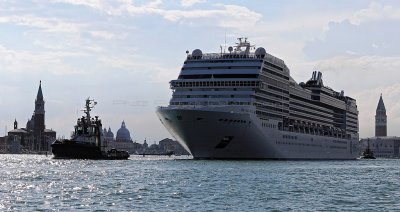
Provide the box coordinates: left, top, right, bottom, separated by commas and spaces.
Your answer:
224, 32, 227, 53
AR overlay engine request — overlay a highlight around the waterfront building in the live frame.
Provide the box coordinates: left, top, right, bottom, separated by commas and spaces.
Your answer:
103, 127, 115, 142
362, 137, 400, 157
7, 81, 56, 153
143, 139, 148, 149
104, 122, 189, 155
0, 136, 7, 153
360, 95, 400, 158
107, 121, 136, 153
158, 138, 190, 155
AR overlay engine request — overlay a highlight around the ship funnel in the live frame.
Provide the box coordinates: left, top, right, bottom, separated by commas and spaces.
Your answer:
312, 71, 317, 80
317, 72, 322, 81
316, 72, 323, 86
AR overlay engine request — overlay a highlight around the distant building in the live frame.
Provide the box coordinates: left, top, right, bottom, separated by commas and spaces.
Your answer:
375, 94, 387, 137
0, 136, 7, 153
142, 139, 148, 149
103, 121, 190, 155
103, 127, 115, 142
362, 137, 400, 158
7, 81, 56, 153
116, 121, 131, 142
360, 94, 399, 158
158, 138, 190, 155
107, 121, 136, 153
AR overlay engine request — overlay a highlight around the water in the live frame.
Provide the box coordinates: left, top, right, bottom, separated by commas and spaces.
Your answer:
1, 155, 400, 211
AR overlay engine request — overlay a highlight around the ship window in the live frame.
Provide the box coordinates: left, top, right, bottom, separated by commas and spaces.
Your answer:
77, 127, 83, 135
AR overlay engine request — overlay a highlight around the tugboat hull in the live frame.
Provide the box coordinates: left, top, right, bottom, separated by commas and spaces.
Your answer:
51, 140, 129, 160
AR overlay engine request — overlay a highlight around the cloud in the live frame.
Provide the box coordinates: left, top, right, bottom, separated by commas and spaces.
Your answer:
350, 2, 400, 25
303, 2, 400, 60
304, 19, 400, 60
149, 66, 180, 83
97, 55, 140, 71
181, 0, 207, 8
0, 15, 85, 33
97, 54, 179, 84
89, 30, 116, 40
49, 0, 262, 28
157, 4, 262, 28
0, 45, 89, 75
315, 55, 400, 92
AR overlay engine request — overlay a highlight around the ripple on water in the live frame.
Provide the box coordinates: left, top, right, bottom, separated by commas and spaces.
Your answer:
1, 155, 400, 210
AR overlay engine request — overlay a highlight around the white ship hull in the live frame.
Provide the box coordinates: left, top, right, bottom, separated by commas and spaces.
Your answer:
157, 106, 359, 160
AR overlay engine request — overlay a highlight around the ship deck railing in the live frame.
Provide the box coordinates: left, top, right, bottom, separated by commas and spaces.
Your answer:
187, 53, 261, 60
158, 104, 250, 110
186, 52, 286, 68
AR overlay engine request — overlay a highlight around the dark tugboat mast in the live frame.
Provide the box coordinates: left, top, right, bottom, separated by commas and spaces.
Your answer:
83, 98, 96, 125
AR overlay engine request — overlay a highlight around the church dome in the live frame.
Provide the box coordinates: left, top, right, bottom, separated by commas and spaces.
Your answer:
116, 121, 131, 142
107, 127, 114, 139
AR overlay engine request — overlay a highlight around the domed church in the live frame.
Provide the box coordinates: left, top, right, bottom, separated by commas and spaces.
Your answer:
106, 120, 139, 153
116, 121, 132, 142
103, 127, 115, 142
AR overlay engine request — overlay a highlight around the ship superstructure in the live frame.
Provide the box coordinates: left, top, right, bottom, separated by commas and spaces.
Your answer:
156, 38, 359, 159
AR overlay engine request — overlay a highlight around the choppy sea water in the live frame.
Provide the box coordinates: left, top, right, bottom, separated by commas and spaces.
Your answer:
1, 155, 400, 211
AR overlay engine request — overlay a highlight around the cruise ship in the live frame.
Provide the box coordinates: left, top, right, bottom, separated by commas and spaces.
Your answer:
156, 38, 359, 159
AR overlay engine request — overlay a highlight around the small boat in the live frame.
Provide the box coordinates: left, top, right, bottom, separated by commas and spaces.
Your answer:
51, 98, 129, 160
141, 151, 174, 157
361, 139, 376, 159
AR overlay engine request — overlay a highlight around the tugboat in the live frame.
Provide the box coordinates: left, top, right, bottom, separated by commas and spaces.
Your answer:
51, 98, 129, 159
361, 138, 376, 159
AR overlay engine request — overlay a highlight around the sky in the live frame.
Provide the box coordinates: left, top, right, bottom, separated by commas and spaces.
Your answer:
1, 0, 400, 142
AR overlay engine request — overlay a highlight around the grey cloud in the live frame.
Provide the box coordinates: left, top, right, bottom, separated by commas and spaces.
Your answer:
304, 20, 400, 60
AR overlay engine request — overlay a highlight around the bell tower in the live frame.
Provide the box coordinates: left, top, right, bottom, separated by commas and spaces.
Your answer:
14, 119, 18, 129
34, 81, 45, 136
375, 94, 387, 137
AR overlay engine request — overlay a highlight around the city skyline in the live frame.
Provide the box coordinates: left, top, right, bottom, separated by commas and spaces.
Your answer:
1, 0, 400, 142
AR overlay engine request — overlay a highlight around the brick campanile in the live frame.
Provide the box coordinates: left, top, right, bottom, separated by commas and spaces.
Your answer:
375, 94, 387, 137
